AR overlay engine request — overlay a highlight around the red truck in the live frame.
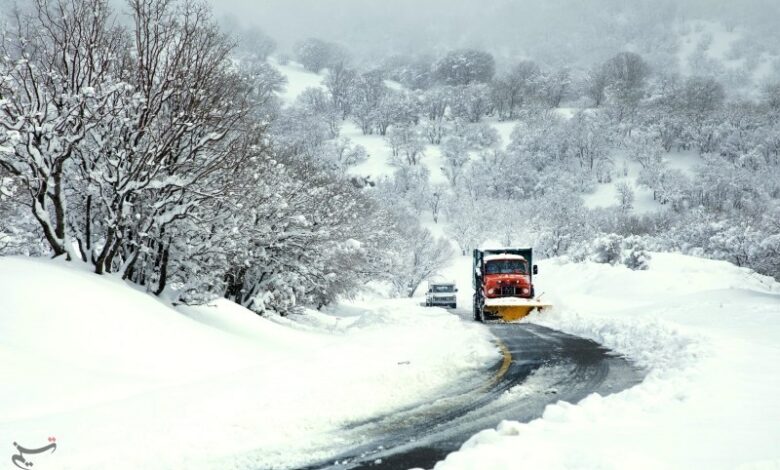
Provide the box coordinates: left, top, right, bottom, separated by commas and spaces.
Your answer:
472, 248, 550, 322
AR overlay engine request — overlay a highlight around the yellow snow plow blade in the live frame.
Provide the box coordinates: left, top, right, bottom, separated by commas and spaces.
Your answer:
484, 298, 552, 322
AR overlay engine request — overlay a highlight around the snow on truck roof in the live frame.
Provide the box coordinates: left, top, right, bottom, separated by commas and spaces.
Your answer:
484, 254, 526, 262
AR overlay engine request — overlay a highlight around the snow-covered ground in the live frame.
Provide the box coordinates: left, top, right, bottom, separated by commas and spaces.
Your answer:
269, 57, 326, 105
434, 252, 780, 470
0, 256, 496, 469
3, 251, 779, 469
583, 149, 701, 213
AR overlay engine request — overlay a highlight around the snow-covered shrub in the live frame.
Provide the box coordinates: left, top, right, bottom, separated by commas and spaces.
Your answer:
318, 138, 368, 171
590, 234, 623, 265
621, 235, 651, 270
459, 122, 501, 149
570, 234, 651, 270
423, 118, 448, 145
566, 241, 591, 263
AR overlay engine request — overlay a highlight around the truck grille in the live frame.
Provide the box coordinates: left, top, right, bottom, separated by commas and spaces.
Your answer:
500, 285, 517, 297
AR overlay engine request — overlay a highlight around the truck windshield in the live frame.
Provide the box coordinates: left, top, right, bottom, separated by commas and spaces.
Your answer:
485, 260, 527, 275
431, 285, 454, 293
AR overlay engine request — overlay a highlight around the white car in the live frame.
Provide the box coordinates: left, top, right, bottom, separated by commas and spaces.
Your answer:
425, 282, 458, 309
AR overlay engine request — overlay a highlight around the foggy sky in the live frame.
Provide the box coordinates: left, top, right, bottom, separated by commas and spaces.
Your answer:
207, 0, 780, 68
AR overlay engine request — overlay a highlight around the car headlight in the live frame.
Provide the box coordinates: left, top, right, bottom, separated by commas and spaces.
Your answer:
488, 288, 496, 295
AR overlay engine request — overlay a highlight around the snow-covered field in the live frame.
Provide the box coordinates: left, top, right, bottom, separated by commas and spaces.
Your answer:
0, 257, 496, 469
435, 253, 780, 470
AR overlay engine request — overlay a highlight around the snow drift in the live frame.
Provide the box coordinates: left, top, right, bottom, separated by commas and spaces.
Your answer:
0, 256, 497, 469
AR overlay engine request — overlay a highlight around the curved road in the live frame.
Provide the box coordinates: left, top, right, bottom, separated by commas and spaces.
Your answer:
301, 313, 644, 470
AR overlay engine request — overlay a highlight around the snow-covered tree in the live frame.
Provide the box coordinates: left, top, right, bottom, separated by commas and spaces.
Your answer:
762, 81, 780, 115
584, 66, 609, 107
421, 87, 452, 121
603, 52, 650, 105
318, 138, 368, 171
434, 49, 495, 86
444, 197, 484, 255
349, 70, 387, 134
540, 68, 571, 108
535, 189, 591, 257
374, 91, 419, 136
491, 61, 542, 119
0, 0, 124, 259
386, 125, 426, 166
386, 216, 454, 298
456, 122, 501, 150
615, 182, 635, 213
564, 112, 612, 172
450, 84, 492, 123
294, 38, 349, 73
296, 87, 341, 138
440, 136, 470, 186
325, 63, 357, 120
230, 22, 277, 61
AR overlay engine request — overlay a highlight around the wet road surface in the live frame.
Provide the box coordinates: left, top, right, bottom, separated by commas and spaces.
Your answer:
300, 312, 644, 470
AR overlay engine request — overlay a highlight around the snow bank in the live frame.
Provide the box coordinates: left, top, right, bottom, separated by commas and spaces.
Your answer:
435, 253, 780, 470
0, 257, 497, 469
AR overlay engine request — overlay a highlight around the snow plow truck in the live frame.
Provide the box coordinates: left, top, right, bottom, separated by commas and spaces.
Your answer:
473, 248, 552, 322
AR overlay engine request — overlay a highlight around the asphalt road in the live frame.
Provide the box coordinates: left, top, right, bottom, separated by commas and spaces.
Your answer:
300, 311, 644, 470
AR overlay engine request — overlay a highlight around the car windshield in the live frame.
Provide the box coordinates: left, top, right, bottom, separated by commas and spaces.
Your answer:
431, 285, 454, 293
485, 259, 527, 275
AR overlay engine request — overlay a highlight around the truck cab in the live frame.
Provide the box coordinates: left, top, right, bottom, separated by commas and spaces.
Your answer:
483, 254, 534, 299
425, 282, 458, 309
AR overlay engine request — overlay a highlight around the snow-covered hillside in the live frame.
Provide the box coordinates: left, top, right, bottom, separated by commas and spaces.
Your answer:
434, 253, 780, 470
677, 20, 777, 95
269, 60, 693, 217
0, 257, 496, 469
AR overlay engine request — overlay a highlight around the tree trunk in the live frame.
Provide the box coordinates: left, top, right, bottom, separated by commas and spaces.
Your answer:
153, 240, 170, 296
